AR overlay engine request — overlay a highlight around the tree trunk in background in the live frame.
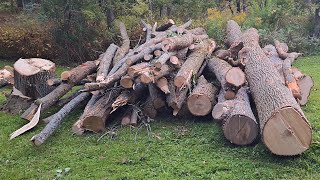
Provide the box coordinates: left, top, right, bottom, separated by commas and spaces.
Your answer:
242, 0, 248, 12
236, 0, 241, 13
314, 7, 320, 37
106, 0, 115, 28
16, 0, 23, 9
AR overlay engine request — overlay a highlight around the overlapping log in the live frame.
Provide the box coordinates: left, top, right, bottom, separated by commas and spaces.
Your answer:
31, 92, 90, 145
97, 43, 118, 82
113, 22, 130, 66
228, 20, 312, 155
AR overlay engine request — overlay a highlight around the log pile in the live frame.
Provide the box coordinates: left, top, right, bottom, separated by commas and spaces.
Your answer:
2, 19, 314, 156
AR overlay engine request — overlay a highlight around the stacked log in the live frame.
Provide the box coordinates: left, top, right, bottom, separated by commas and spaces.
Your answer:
3, 19, 313, 156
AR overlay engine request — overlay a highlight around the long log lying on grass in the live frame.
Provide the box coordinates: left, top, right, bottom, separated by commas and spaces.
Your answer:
228, 20, 312, 155
21, 61, 98, 121
30, 92, 91, 146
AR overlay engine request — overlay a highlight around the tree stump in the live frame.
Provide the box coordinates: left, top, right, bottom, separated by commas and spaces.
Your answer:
14, 58, 56, 99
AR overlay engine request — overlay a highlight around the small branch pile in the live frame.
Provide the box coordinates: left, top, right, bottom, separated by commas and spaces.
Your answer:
4, 19, 314, 156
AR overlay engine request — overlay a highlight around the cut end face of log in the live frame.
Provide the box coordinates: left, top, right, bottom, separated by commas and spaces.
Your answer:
31, 136, 43, 146
187, 93, 212, 116
212, 103, 228, 121
120, 76, 134, 89
82, 116, 106, 133
223, 115, 259, 146
174, 76, 186, 88
298, 75, 314, 106
14, 58, 55, 76
61, 71, 71, 81
226, 67, 246, 88
225, 90, 236, 100
263, 107, 312, 156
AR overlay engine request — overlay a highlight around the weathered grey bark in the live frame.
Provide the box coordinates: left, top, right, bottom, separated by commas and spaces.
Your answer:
113, 23, 130, 66
96, 43, 118, 82
30, 92, 90, 146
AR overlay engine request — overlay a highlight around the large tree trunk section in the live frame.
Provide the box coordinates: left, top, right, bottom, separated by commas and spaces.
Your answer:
96, 43, 118, 82
174, 39, 216, 88
31, 92, 90, 146
113, 22, 130, 66
314, 7, 320, 37
14, 58, 56, 99
216, 87, 259, 145
230, 21, 311, 155
21, 60, 98, 121
187, 75, 217, 116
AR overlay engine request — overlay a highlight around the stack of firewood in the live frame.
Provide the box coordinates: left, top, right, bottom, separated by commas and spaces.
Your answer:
3, 19, 314, 156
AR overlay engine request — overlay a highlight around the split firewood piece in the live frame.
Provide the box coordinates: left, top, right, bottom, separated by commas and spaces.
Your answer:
113, 22, 130, 66
174, 39, 216, 88
72, 94, 101, 135
22, 60, 98, 121
187, 75, 217, 116
120, 75, 134, 89
156, 19, 175, 31
130, 108, 139, 126
31, 92, 90, 145
229, 21, 311, 155
97, 43, 118, 82
84, 44, 162, 92
128, 62, 150, 77
0, 65, 14, 88
161, 33, 194, 52
148, 84, 166, 109
213, 87, 259, 145
141, 20, 152, 42
14, 58, 56, 99
206, 57, 246, 99
154, 52, 177, 68
81, 89, 121, 133
156, 77, 170, 94
142, 96, 157, 119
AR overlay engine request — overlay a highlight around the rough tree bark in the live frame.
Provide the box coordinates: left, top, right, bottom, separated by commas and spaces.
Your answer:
21, 60, 98, 121
228, 20, 311, 155
96, 43, 118, 82
14, 58, 56, 99
113, 22, 130, 66
30, 92, 90, 146
187, 75, 217, 116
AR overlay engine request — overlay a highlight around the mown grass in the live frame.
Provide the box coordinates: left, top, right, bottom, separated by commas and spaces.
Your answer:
0, 57, 320, 179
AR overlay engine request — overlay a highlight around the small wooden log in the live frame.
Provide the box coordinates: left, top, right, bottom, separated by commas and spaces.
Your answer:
174, 39, 216, 88
121, 111, 132, 126
97, 43, 118, 82
120, 75, 134, 89
144, 54, 154, 61
113, 22, 130, 66
141, 20, 152, 42
21, 60, 98, 121
130, 108, 138, 126
154, 50, 163, 57
31, 92, 90, 146
154, 52, 176, 68
128, 62, 150, 77
14, 58, 56, 99
176, 47, 189, 60
142, 96, 157, 118
47, 78, 61, 86
162, 33, 194, 52
156, 77, 170, 94
187, 76, 217, 116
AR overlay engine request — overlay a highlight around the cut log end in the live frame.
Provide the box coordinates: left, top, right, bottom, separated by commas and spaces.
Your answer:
187, 94, 212, 116
226, 67, 246, 88
212, 103, 227, 121
82, 116, 106, 133
120, 75, 134, 89
263, 107, 312, 156
223, 115, 259, 145
174, 76, 186, 88
61, 71, 71, 81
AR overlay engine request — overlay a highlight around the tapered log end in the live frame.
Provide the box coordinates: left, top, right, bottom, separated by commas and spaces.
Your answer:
263, 107, 312, 156
298, 75, 314, 106
223, 115, 258, 146
30, 135, 43, 146
187, 94, 212, 116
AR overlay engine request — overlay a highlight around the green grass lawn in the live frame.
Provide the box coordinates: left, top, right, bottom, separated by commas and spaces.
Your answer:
0, 57, 320, 179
